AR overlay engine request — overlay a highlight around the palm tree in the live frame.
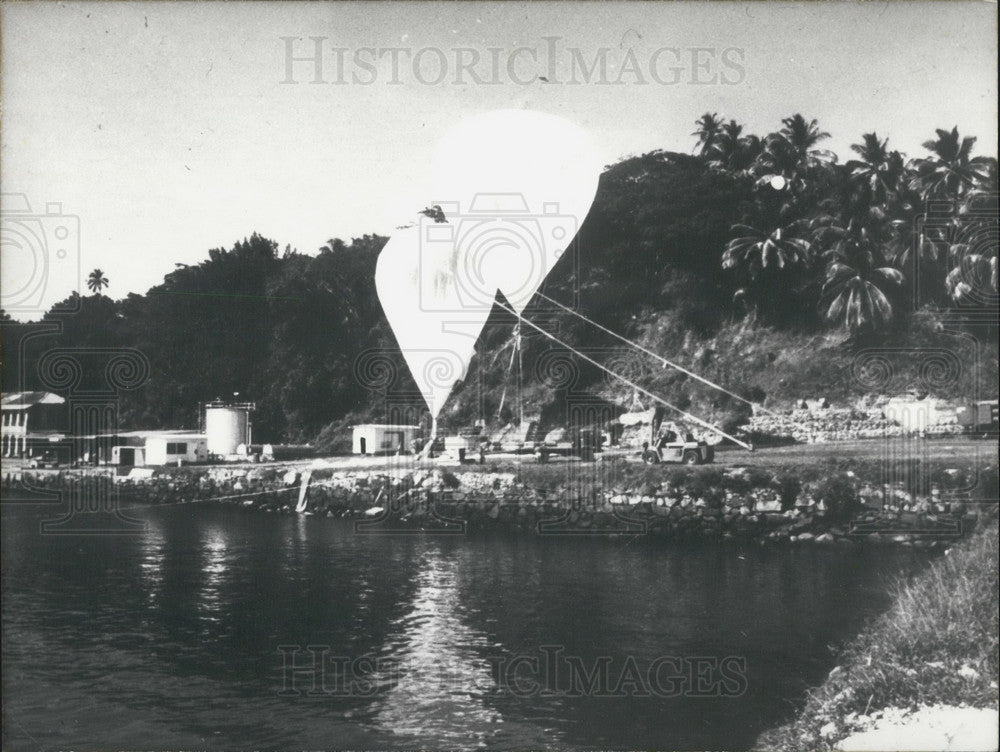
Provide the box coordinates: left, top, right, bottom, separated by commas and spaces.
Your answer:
754, 115, 836, 191
86, 268, 109, 294
816, 220, 904, 332
953, 165, 998, 304
755, 134, 802, 181
692, 113, 724, 157
723, 215, 812, 278
909, 127, 993, 200
723, 212, 814, 324
779, 114, 832, 156
710, 119, 742, 153
946, 246, 998, 304
707, 121, 762, 174
901, 130, 997, 304
846, 132, 906, 206
943, 189, 999, 304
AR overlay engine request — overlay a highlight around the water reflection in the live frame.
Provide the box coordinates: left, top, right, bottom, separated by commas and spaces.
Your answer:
139, 516, 166, 606
372, 547, 508, 747
198, 525, 229, 625
2, 506, 932, 751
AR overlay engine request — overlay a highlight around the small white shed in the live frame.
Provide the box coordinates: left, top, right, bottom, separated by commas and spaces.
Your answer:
352, 424, 421, 455
144, 433, 208, 465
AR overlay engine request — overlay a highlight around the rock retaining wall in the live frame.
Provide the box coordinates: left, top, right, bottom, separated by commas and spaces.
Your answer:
9, 462, 993, 547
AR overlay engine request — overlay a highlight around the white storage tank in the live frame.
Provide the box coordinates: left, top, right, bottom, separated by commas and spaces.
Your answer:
204, 401, 254, 457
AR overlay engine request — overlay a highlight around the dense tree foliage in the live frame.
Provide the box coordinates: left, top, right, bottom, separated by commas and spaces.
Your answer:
3, 234, 395, 441
2, 118, 996, 443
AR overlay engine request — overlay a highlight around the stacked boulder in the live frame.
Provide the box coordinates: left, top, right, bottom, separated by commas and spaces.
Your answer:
743, 406, 900, 443
742, 399, 967, 444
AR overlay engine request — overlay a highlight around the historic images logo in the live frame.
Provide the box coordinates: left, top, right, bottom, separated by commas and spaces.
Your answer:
281, 36, 746, 87
277, 644, 748, 699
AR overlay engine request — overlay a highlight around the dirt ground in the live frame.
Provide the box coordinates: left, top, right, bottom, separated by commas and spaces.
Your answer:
10, 437, 996, 478
294, 436, 998, 473
706, 437, 999, 467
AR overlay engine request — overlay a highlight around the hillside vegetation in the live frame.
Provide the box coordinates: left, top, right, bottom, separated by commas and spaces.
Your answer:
2, 117, 996, 445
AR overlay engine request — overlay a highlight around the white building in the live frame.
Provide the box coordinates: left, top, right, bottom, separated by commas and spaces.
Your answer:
352, 424, 421, 455
143, 433, 208, 466
2, 391, 67, 460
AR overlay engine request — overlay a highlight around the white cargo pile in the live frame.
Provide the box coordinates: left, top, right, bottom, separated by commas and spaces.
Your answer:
883, 396, 964, 434
743, 397, 967, 444
618, 408, 657, 448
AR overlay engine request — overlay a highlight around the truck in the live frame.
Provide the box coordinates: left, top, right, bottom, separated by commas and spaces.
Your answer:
640, 427, 715, 465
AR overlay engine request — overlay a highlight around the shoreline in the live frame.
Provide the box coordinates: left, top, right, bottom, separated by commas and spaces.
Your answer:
7, 455, 996, 547
754, 521, 1000, 751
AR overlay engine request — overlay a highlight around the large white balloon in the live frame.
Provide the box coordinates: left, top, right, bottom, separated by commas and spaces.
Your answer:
375, 110, 601, 420
375, 225, 491, 421
429, 109, 602, 314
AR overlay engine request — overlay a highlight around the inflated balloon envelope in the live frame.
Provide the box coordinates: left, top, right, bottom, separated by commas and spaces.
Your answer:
376, 225, 493, 427
375, 110, 602, 431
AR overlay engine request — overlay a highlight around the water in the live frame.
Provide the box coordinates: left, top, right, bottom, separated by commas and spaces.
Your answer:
2, 503, 932, 749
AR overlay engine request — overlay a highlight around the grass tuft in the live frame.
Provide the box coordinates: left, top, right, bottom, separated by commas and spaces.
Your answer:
756, 520, 1000, 751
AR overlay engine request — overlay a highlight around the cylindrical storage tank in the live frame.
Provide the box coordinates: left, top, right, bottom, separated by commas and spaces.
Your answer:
205, 405, 249, 456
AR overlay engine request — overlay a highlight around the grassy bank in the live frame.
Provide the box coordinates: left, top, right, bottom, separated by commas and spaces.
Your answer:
755, 520, 1000, 751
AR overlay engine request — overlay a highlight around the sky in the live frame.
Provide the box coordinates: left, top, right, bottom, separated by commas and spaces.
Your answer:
2, 0, 997, 317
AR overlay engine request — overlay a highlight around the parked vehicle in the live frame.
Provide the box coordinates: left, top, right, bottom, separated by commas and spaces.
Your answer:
27, 452, 59, 469
535, 426, 602, 462
641, 429, 714, 465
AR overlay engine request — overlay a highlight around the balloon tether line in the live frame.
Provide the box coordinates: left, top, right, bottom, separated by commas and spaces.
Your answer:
495, 325, 519, 421
533, 291, 781, 418
495, 299, 754, 451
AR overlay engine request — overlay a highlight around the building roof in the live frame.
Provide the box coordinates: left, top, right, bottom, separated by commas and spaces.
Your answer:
117, 429, 205, 438
65, 429, 206, 440
1, 391, 65, 409
142, 432, 207, 442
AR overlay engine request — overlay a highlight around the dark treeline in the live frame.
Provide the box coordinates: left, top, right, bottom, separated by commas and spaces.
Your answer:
2, 116, 997, 445
3, 236, 395, 442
